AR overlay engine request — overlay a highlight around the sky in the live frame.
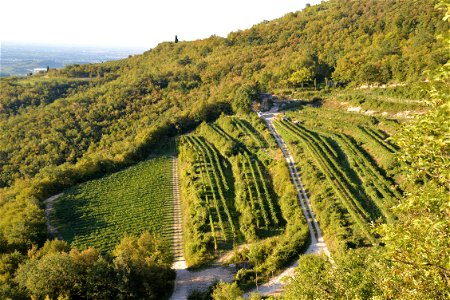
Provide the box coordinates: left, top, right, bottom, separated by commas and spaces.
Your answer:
1, 0, 322, 50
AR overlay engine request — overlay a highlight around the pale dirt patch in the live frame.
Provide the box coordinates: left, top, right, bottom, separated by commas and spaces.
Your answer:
365, 110, 377, 115
171, 262, 235, 300
43, 193, 63, 238
394, 110, 412, 118
347, 106, 362, 112
218, 244, 250, 264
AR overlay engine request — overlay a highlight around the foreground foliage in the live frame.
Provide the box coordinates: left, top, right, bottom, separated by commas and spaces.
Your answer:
3, 232, 175, 299
284, 1, 450, 298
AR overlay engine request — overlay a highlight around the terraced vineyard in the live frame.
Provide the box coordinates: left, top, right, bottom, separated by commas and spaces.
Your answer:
202, 120, 283, 235
358, 126, 398, 153
179, 115, 307, 270
238, 151, 280, 229
51, 156, 174, 253
275, 106, 402, 246
180, 135, 237, 248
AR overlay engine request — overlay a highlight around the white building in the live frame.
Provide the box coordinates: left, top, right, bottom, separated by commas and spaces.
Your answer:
32, 68, 48, 74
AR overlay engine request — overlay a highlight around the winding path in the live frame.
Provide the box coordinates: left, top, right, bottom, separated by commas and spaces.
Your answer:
261, 107, 329, 257
43, 193, 63, 238
244, 105, 331, 297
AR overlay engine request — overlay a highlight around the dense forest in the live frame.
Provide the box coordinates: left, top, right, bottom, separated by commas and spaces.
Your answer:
0, 0, 449, 299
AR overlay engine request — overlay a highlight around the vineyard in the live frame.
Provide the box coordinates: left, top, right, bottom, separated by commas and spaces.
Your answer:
180, 135, 237, 249
275, 106, 402, 247
51, 156, 174, 253
178, 114, 308, 272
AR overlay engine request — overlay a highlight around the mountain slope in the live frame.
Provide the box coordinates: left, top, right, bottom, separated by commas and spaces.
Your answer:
1, 0, 447, 191
0, 0, 448, 298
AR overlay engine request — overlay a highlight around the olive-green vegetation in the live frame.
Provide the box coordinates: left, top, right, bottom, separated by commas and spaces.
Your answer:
0, 77, 92, 116
283, 91, 449, 299
52, 156, 174, 253
0, 0, 448, 298
2, 232, 175, 299
179, 114, 309, 287
282, 1, 450, 298
275, 106, 402, 250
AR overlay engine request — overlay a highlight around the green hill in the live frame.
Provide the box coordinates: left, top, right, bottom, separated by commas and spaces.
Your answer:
0, 0, 448, 299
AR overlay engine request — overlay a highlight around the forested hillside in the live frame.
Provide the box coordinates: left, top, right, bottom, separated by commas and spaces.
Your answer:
0, 0, 449, 299
1, 0, 447, 190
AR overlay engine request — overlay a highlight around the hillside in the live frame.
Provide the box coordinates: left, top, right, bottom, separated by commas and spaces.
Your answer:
0, 0, 447, 189
0, 0, 449, 299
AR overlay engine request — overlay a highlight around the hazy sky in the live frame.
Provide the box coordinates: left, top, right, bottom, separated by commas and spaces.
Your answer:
1, 0, 322, 50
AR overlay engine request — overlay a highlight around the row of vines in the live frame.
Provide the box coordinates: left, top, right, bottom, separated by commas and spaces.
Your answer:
179, 114, 309, 285
276, 106, 402, 248
52, 157, 174, 253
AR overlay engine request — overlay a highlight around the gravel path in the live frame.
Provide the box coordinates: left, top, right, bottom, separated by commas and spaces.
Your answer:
43, 193, 63, 238
172, 157, 184, 263
243, 105, 331, 297
170, 156, 235, 300
170, 263, 235, 300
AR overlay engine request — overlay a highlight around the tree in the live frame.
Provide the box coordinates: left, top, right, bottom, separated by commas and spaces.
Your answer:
358, 63, 381, 85
0, 197, 47, 251
211, 281, 243, 300
232, 84, 259, 113
15, 252, 82, 299
288, 67, 313, 88
377, 2, 450, 298
247, 244, 266, 290
284, 251, 382, 299
283, 254, 334, 300
0, 251, 26, 299
112, 232, 175, 299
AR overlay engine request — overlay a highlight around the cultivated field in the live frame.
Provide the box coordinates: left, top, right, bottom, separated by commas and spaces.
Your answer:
51, 156, 174, 253
275, 105, 402, 248
178, 114, 308, 273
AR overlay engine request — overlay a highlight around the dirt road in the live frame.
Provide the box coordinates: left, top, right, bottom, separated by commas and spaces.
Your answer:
244, 105, 330, 297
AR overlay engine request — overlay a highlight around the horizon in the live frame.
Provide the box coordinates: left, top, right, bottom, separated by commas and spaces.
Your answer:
1, 0, 322, 50
1, 40, 145, 52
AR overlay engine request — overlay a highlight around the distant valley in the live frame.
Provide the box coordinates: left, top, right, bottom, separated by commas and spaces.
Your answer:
0, 42, 143, 77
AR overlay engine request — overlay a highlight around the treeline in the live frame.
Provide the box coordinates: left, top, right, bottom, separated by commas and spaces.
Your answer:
228, 0, 448, 87
0, 77, 91, 115
1, 232, 175, 299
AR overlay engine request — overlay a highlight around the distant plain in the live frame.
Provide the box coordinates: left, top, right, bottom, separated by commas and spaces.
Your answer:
0, 42, 143, 77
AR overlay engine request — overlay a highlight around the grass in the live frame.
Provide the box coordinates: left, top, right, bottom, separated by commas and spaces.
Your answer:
51, 156, 174, 253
